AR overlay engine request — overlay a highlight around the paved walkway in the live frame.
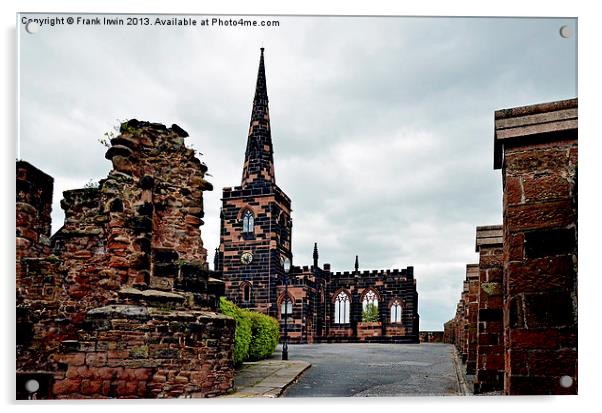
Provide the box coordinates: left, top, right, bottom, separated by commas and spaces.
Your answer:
220, 358, 311, 398
282, 343, 463, 397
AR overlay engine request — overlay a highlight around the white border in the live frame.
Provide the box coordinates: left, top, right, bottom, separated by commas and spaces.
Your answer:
2, 1, 599, 413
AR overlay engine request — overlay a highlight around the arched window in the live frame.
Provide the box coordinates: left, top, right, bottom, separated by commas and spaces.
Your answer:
362, 289, 379, 322
334, 291, 350, 324
280, 295, 293, 316
241, 283, 251, 303
242, 210, 254, 234
390, 299, 402, 323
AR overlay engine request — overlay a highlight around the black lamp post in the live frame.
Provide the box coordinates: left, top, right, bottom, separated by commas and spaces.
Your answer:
281, 256, 291, 360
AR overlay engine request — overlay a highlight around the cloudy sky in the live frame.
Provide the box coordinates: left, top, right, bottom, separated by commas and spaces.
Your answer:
18, 15, 576, 330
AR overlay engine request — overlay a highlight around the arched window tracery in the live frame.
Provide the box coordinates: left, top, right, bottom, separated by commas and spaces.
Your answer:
242, 210, 254, 234
334, 291, 350, 324
361, 289, 379, 322
390, 299, 402, 323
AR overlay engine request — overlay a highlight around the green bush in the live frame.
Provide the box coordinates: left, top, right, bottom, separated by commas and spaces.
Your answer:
362, 303, 379, 322
246, 310, 280, 361
219, 297, 251, 367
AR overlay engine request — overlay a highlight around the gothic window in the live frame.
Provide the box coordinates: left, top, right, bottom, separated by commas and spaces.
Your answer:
362, 289, 379, 322
241, 283, 251, 303
390, 300, 402, 323
280, 296, 293, 316
334, 291, 350, 324
242, 210, 254, 234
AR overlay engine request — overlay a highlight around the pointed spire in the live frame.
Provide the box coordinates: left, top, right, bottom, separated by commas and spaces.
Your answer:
313, 242, 319, 268
213, 247, 220, 272
242, 47, 275, 188
354, 255, 359, 272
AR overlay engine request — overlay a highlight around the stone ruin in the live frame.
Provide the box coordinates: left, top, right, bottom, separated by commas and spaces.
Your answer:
16, 120, 235, 399
444, 98, 578, 395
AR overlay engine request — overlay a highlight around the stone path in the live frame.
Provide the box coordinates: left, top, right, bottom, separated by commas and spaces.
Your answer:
282, 343, 463, 397
220, 359, 311, 398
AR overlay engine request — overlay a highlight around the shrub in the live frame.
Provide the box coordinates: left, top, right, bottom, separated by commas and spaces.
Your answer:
246, 310, 280, 361
362, 303, 379, 322
219, 297, 251, 367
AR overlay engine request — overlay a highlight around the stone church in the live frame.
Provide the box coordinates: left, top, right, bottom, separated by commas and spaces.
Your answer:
215, 48, 419, 344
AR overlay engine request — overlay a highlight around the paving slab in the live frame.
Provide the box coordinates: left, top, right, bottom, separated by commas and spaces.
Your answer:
220, 359, 311, 398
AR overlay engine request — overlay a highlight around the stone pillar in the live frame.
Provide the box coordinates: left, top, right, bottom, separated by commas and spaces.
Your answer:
474, 225, 504, 393
494, 98, 577, 395
465, 264, 479, 375
16, 161, 54, 271
460, 282, 469, 363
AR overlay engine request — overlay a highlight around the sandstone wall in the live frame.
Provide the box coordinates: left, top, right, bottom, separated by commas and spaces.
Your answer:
16, 120, 234, 399
495, 99, 577, 395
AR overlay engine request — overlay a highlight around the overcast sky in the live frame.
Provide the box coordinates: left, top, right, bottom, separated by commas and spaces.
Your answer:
18, 15, 576, 330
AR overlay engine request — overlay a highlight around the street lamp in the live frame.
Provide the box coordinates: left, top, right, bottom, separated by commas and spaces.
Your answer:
281, 256, 291, 360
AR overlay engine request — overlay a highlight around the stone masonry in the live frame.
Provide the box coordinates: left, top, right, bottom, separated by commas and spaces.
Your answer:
474, 225, 504, 393
16, 121, 235, 399
444, 98, 577, 395
496, 99, 577, 395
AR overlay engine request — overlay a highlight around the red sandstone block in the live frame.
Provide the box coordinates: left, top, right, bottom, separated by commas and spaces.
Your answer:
505, 176, 523, 206
95, 367, 117, 380
510, 329, 559, 349
76, 366, 93, 379
506, 256, 574, 294
66, 366, 80, 379
137, 381, 147, 397
109, 256, 129, 268
134, 368, 152, 381
115, 380, 129, 396
506, 200, 574, 232
479, 254, 503, 268
527, 349, 577, 376
86, 352, 108, 367
507, 350, 529, 375
484, 353, 505, 370
58, 353, 86, 366
558, 329, 577, 348
522, 174, 571, 203
506, 233, 525, 261
108, 350, 129, 360
53, 379, 81, 395
504, 146, 571, 174
125, 380, 139, 396
81, 379, 103, 395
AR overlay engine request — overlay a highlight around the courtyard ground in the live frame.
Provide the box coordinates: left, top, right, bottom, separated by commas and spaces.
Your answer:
281, 343, 464, 397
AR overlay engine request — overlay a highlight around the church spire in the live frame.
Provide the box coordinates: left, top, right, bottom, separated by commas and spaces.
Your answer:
241, 47, 275, 188
313, 242, 319, 268
355, 255, 359, 272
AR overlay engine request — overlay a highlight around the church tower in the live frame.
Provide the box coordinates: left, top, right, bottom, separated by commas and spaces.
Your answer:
218, 48, 293, 316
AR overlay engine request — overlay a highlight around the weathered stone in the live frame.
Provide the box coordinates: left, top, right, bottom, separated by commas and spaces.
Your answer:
87, 305, 150, 321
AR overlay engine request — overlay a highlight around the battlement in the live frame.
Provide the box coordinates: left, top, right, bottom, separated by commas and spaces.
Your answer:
331, 266, 413, 279
222, 182, 291, 205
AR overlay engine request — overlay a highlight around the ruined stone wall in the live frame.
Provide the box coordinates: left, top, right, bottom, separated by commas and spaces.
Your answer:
419, 331, 444, 343
16, 162, 54, 278
444, 98, 578, 395
474, 225, 504, 393
16, 120, 235, 399
495, 99, 577, 395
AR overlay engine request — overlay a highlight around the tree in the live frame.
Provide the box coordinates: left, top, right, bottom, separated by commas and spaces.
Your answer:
362, 303, 379, 322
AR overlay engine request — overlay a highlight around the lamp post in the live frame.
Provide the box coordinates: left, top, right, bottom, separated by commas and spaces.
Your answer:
281, 256, 291, 360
